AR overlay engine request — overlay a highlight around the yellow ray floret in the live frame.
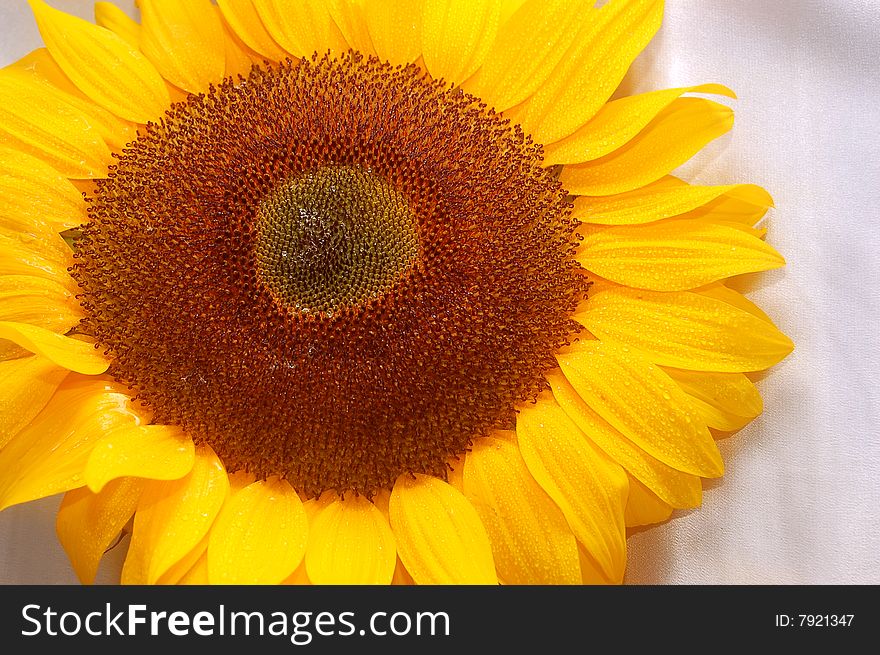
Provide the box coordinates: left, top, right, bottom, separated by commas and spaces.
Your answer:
506, 0, 664, 145
85, 424, 195, 493
577, 220, 785, 290
571, 176, 772, 226
578, 287, 794, 372
56, 478, 145, 584
0, 72, 113, 178
0, 377, 143, 511
544, 84, 735, 165
216, 0, 288, 61
0, 354, 68, 447
0, 322, 109, 375
305, 495, 397, 584
121, 444, 229, 585
94, 1, 141, 47
0, 275, 84, 335
557, 340, 723, 477
28, 0, 170, 123
561, 98, 733, 196
463, 434, 581, 584
326, 0, 377, 58
468, 0, 593, 113
388, 473, 496, 584
546, 369, 703, 509
252, 0, 348, 59
0, 148, 88, 232
421, 0, 501, 83
208, 478, 309, 584
362, 0, 421, 64
623, 475, 674, 527
516, 396, 628, 582
139, 0, 226, 94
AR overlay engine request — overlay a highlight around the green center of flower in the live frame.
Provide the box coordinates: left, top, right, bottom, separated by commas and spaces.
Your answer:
256, 165, 420, 314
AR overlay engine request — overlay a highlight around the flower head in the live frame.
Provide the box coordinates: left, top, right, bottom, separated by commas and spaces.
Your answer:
0, 0, 792, 585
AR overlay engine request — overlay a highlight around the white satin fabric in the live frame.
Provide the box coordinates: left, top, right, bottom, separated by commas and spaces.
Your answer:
1, 0, 878, 584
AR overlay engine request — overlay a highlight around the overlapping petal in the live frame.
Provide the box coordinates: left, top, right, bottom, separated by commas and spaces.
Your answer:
560, 97, 734, 196
208, 478, 308, 584
121, 444, 228, 585
0, 377, 144, 511
571, 176, 772, 226
516, 396, 628, 582
139, 0, 226, 94
305, 495, 397, 584
556, 340, 723, 477
28, 0, 170, 123
56, 477, 144, 584
463, 434, 581, 584
577, 220, 784, 290
389, 473, 496, 584
507, 0, 664, 145
577, 287, 794, 372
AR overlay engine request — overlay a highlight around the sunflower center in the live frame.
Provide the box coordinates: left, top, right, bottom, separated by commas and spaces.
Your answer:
255, 165, 419, 314
73, 53, 584, 496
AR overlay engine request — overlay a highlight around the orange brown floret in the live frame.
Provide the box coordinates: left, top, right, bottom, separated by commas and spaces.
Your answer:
72, 53, 586, 496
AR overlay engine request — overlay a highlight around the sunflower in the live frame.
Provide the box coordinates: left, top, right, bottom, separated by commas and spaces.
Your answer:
0, 0, 792, 586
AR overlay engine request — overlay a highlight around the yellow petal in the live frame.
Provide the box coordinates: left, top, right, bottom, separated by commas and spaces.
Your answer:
7, 47, 82, 96
121, 444, 228, 585
0, 73, 112, 179
507, 0, 664, 145
217, 0, 288, 62
547, 369, 703, 508
516, 396, 628, 582
56, 477, 144, 584
252, 0, 348, 59
0, 353, 68, 448
0, 321, 109, 375
0, 148, 87, 232
208, 478, 309, 584
664, 368, 764, 422
177, 551, 210, 585
219, 11, 259, 80
571, 176, 771, 226
0, 275, 83, 334
0, 226, 71, 263
327, 0, 377, 57
139, 0, 226, 94
363, 0, 422, 63
468, 0, 593, 112
84, 424, 195, 493
0, 234, 75, 288
545, 84, 735, 165
155, 533, 210, 585
578, 545, 614, 584
0, 377, 143, 511
94, 2, 141, 48
624, 475, 673, 527
421, 0, 502, 83
699, 284, 775, 324
305, 495, 397, 584
1, 64, 136, 154
388, 473, 496, 584
560, 98, 734, 196
556, 340, 723, 477
28, 0, 170, 124
578, 287, 794, 372
577, 220, 785, 291
463, 435, 581, 584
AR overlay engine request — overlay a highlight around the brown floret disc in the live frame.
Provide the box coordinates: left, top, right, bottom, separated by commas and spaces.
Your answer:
72, 53, 585, 496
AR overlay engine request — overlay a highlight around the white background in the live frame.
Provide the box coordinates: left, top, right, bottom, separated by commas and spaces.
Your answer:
1, 0, 878, 584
